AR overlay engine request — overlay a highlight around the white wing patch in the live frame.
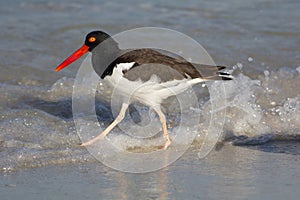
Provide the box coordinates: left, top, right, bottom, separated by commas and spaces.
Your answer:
116, 62, 135, 71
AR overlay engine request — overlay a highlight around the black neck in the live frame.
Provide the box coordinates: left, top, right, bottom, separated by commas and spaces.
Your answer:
91, 39, 121, 78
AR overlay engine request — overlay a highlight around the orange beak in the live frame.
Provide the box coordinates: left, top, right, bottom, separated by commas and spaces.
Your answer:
55, 44, 89, 72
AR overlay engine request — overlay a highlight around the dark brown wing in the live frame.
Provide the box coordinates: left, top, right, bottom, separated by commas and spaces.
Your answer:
121, 49, 202, 79
101, 48, 232, 81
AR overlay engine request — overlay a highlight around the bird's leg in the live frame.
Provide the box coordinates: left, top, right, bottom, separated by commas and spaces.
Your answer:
153, 107, 171, 150
80, 103, 129, 146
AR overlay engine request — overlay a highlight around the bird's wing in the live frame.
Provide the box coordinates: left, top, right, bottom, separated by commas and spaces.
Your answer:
102, 48, 232, 81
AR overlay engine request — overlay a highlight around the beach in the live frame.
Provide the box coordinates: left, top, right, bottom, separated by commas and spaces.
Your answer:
0, 0, 299, 199
2, 144, 300, 200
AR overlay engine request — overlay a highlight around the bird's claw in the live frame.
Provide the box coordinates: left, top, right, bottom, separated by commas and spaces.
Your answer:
163, 140, 171, 150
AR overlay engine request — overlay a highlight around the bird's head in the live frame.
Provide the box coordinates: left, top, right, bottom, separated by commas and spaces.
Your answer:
55, 30, 113, 72
84, 31, 111, 51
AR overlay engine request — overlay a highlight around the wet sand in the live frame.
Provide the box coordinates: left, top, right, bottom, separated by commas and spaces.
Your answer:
1, 143, 300, 200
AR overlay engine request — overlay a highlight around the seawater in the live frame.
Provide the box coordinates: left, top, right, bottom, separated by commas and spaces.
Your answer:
0, 0, 299, 171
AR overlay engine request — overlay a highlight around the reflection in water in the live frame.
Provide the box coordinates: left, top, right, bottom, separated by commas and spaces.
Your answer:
111, 153, 169, 200
1, 144, 300, 200
206, 145, 256, 199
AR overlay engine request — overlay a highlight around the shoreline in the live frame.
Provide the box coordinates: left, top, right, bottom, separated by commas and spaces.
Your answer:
1, 143, 300, 200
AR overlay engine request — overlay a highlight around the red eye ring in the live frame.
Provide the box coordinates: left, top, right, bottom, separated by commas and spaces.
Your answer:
88, 37, 96, 42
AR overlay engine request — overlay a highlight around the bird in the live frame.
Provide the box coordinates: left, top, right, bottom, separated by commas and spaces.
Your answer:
55, 30, 232, 149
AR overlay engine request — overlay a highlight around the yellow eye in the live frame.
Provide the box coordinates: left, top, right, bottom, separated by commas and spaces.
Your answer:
88, 37, 96, 42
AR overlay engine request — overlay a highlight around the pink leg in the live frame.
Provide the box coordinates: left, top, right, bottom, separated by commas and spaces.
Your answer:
80, 103, 129, 146
153, 107, 171, 149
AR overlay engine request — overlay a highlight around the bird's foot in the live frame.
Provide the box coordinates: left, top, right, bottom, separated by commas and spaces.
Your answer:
163, 139, 171, 150
79, 141, 92, 147
79, 135, 105, 147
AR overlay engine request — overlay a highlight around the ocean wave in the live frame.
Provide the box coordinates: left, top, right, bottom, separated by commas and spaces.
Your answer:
0, 66, 299, 171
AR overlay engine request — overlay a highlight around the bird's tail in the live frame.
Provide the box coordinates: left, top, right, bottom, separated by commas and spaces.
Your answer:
198, 65, 233, 81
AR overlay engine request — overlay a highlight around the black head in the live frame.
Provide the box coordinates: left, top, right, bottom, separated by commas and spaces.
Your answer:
84, 31, 112, 51
55, 30, 118, 72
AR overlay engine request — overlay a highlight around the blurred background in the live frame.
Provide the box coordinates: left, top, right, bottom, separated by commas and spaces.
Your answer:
1, 0, 299, 84
0, 0, 299, 199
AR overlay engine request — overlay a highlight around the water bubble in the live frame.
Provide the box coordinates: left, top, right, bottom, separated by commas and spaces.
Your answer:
248, 57, 254, 62
237, 62, 243, 69
264, 70, 270, 80
296, 66, 300, 74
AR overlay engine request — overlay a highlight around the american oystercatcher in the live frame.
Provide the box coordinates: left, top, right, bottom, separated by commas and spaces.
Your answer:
55, 30, 232, 149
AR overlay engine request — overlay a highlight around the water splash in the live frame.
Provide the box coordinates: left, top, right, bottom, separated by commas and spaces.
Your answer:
0, 66, 299, 171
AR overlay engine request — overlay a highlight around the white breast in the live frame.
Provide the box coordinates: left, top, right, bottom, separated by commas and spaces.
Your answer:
104, 62, 204, 107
